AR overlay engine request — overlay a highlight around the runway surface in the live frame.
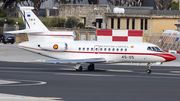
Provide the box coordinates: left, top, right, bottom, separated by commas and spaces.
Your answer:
0, 43, 180, 101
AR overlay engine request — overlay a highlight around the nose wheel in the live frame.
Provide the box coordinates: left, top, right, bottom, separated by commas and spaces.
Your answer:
146, 69, 151, 74
146, 63, 152, 74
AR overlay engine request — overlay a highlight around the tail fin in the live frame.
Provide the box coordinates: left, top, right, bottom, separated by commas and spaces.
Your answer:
20, 6, 49, 32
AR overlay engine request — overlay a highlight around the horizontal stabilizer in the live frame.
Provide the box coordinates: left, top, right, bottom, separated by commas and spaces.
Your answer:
5, 29, 44, 34
39, 58, 106, 63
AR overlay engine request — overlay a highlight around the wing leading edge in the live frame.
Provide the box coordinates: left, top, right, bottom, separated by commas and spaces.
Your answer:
40, 58, 106, 63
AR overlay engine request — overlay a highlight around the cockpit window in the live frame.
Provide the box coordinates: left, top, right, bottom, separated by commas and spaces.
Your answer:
154, 47, 162, 52
147, 47, 152, 51
147, 46, 163, 52
151, 47, 156, 51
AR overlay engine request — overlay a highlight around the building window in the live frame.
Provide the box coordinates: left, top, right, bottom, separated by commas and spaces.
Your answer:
111, 18, 114, 29
117, 18, 120, 29
132, 19, 135, 29
145, 19, 148, 30
127, 19, 129, 29
141, 19, 143, 30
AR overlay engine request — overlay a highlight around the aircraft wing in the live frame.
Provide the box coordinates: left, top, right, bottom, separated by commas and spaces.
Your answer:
39, 58, 106, 63
5, 29, 44, 34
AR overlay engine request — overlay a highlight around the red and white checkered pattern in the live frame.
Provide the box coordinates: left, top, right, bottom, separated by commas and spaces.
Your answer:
163, 33, 177, 43
163, 50, 180, 54
97, 30, 143, 42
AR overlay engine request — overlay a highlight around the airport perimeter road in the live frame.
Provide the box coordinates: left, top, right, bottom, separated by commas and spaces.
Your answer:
0, 43, 180, 101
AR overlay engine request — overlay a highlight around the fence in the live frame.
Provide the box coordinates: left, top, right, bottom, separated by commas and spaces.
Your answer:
149, 33, 180, 52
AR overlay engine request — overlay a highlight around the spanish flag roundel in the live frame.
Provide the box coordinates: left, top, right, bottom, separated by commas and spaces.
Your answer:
53, 44, 58, 50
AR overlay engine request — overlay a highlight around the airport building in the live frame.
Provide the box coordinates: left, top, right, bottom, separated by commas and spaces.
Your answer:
106, 6, 180, 41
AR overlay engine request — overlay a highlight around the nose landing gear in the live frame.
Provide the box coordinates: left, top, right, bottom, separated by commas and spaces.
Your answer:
146, 63, 152, 74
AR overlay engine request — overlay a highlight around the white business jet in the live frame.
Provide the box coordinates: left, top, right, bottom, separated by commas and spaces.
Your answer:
6, 6, 176, 74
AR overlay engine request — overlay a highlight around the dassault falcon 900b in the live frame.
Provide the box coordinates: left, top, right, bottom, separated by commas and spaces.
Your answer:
6, 6, 176, 74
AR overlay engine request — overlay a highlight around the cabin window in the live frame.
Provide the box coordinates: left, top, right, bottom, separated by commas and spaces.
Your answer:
83, 48, 85, 51
95, 48, 98, 51
108, 48, 111, 51
112, 48, 115, 51
116, 48, 119, 51
87, 48, 89, 51
91, 48, 93, 51
121, 48, 123, 51
100, 48, 103, 51
79, 47, 81, 51
125, 49, 127, 51
104, 48, 107, 51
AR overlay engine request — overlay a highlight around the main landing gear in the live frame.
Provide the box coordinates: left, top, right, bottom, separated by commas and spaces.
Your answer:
75, 63, 95, 71
146, 63, 152, 74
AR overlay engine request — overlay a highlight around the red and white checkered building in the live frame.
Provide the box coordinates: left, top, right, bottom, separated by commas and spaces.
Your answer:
97, 30, 143, 42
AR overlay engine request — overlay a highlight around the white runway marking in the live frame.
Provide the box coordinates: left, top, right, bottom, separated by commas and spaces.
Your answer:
0, 79, 46, 86
170, 71, 180, 73
55, 73, 115, 77
107, 69, 133, 72
0, 93, 63, 101
0, 80, 19, 85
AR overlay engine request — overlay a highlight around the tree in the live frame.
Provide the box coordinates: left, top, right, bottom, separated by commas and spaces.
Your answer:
65, 16, 79, 28
171, 1, 179, 10
77, 22, 84, 28
0, 9, 7, 17
20, 0, 47, 16
56, 0, 83, 4
0, 0, 25, 17
88, 0, 99, 4
107, 0, 146, 6
154, 0, 173, 10
51, 17, 66, 27
0, 0, 9, 10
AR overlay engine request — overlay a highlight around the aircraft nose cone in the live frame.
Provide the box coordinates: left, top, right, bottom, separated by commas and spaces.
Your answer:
161, 53, 176, 62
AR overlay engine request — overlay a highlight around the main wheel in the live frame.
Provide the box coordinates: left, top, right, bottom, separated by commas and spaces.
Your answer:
88, 65, 94, 71
146, 69, 151, 74
76, 66, 83, 71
